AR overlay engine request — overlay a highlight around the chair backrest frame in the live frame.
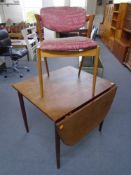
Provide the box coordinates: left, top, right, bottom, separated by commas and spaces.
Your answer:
35, 14, 43, 42
86, 15, 95, 38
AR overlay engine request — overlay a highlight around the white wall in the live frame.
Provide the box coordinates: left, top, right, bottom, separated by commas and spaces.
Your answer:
86, 0, 97, 14
42, 0, 70, 7
114, 0, 131, 2
42, 0, 54, 7
0, 4, 23, 23
94, 0, 107, 30
3, 5, 23, 22
0, 6, 5, 23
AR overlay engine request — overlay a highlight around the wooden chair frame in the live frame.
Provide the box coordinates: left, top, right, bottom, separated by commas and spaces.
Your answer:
35, 14, 99, 98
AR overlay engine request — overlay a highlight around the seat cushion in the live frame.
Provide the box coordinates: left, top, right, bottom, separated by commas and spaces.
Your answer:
40, 36, 97, 51
0, 47, 28, 59
11, 48, 28, 60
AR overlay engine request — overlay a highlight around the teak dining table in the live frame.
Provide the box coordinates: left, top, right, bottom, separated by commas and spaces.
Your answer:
12, 66, 117, 169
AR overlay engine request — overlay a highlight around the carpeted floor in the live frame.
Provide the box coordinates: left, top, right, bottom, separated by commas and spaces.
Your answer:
0, 39, 131, 175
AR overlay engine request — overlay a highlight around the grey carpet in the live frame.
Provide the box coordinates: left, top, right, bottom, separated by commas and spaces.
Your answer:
0, 39, 131, 175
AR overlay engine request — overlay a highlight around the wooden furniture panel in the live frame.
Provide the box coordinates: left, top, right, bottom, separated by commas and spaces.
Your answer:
113, 39, 128, 63
99, 4, 114, 45
100, 3, 131, 65
108, 37, 115, 51
124, 47, 131, 70
56, 86, 116, 145
123, 4, 131, 39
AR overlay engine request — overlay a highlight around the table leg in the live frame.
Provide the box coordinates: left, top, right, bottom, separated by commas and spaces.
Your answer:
92, 47, 99, 97
27, 52, 30, 61
99, 120, 104, 132
18, 92, 29, 133
55, 125, 60, 169
44, 57, 49, 77
78, 56, 85, 77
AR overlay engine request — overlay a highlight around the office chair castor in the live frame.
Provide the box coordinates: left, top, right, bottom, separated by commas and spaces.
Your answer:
20, 74, 23, 78
4, 75, 7, 78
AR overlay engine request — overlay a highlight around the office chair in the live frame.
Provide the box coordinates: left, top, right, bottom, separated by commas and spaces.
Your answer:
0, 29, 29, 78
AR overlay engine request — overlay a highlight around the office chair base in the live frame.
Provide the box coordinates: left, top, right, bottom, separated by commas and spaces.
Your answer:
1, 63, 30, 78
4, 75, 7, 78
11, 60, 30, 78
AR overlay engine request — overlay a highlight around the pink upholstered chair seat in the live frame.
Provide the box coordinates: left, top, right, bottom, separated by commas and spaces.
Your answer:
40, 36, 97, 51
40, 7, 86, 32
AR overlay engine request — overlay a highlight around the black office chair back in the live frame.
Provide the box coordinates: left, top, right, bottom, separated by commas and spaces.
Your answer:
0, 29, 11, 54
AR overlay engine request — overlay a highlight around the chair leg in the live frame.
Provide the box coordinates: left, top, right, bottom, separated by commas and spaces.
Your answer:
78, 56, 85, 77
27, 52, 30, 61
101, 65, 104, 78
55, 125, 60, 169
44, 57, 49, 77
92, 47, 99, 97
18, 92, 29, 133
99, 120, 104, 132
37, 48, 44, 98
12, 61, 23, 78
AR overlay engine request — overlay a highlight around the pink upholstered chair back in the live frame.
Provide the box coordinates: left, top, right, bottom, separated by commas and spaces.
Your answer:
40, 7, 86, 32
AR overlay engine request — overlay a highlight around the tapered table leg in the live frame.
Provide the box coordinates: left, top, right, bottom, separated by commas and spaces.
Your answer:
99, 120, 104, 132
78, 56, 85, 77
27, 52, 30, 61
55, 125, 60, 169
44, 57, 49, 77
18, 92, 29, 133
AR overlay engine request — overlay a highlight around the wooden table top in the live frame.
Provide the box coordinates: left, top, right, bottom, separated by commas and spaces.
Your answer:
12, 66, 115, 122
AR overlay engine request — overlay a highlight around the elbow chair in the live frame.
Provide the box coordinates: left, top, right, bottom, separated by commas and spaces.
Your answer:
35, 7, 100, 97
